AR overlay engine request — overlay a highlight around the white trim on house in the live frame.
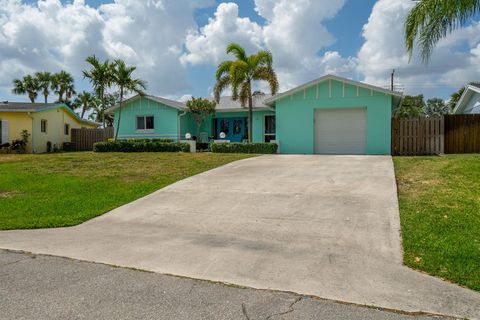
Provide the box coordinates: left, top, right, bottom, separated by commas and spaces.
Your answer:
264, 74, 403, 106
453, 85, 480, 114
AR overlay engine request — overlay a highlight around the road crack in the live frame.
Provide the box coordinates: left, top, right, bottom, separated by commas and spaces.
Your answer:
265, 296, 303, 319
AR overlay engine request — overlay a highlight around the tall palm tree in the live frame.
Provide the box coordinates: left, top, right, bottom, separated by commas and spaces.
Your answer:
35, 71, 52, 103
53, 70, 75, 103
73, 91, 96, 119
112, 59, 147, 141
405, 0, 480, 62
83, 55, 114, 128
12, 75, 40, 103
214, 43, 278, 142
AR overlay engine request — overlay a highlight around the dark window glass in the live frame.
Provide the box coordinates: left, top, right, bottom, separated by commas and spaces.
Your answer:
64, 124, 70, 135
265, 116, 276, 134
41, 120, 47, 133
146, 116, 154, 129
137, 117, 145, 130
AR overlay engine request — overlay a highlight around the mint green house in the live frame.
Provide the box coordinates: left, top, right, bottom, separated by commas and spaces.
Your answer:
108, 75, 402, 155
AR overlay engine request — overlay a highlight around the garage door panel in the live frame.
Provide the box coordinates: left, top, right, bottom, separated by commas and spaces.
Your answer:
314, 108, 366, 155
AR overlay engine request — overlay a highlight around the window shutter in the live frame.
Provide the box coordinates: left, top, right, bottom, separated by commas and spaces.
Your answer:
1, 120, 8, 144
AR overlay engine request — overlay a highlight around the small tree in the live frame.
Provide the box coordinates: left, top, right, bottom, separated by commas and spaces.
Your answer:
186, 98, 216, 141
423, 98, 449, 117
395, 95, 425, 118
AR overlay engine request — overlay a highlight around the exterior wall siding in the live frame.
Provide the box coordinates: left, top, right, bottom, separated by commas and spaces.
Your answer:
276, 79, 392, 155
114, 97, 180, 140
0, 107, 96, 153
180, 110, 274, 143
0, 112, 33, 152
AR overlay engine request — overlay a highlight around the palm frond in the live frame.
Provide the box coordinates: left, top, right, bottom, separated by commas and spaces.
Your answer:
405, 0, 480, 62
214, 75, 231, 103
215, 60, 233, 80
252, 66, 279, 95
226, 43, 248, 61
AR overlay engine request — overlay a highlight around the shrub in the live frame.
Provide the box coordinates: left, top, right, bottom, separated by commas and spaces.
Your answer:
62, 142, 76, 152
211, 142, 278, 154
196, 142, 210, 151
46, 141, 52, 153
93, 141, 190, 153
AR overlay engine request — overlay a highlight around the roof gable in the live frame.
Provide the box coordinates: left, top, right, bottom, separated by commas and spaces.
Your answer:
106, 94, 185, 113
264, 74, 403, 106
454, 85, 480, 114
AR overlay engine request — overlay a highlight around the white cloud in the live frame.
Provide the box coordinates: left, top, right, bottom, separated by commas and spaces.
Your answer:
0, 0, 213, 100
357, 0, 480, 95
182, 0, 352, 92
181, 2, 263, 66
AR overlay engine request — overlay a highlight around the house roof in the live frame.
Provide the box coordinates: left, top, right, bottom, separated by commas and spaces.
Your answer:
453, 84, 480, 114
0, 101, 99, 126
264, 74, 403, 106
106, 93, 274, 114
106, 94, 186, 113
212, 94, 273, 112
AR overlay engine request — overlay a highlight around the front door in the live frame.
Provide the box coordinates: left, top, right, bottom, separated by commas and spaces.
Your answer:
216, 118, 246, 142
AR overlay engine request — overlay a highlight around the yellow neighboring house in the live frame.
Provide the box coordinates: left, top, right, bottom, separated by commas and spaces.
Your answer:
0, 102, 98, 153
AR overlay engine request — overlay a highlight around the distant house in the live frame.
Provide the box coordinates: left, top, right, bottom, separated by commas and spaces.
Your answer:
107, 74, 402, 155
0, 102, 98, 153
453, 84, 480, 114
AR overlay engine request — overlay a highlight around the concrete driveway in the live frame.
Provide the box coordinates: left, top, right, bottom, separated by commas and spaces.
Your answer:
0, 155, 479, 319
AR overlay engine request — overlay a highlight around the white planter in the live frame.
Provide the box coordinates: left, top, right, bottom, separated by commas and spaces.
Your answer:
180, 140, 196, 153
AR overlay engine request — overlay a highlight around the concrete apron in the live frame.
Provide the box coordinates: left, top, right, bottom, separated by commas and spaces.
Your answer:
0, 155, 479, 319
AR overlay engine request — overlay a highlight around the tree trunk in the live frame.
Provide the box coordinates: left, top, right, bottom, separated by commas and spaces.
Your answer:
29, 93, 35, 103
44, 91, 48, 104
248, 80, 253, 143
114, 88, 124, 142
81, 106, 86, 119
101, 91, 106, 129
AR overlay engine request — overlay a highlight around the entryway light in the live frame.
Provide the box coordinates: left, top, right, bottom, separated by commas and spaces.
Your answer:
185, 133, 192, 140
219, 132, 226, 139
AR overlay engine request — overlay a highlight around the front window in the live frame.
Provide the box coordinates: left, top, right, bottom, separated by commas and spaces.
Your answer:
41, 120, 47, 133
64, 124, 70, 135
264, 115, 276, 142
136, 116, 154, 130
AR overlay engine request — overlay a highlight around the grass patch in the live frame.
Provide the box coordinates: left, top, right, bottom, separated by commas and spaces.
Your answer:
0, 152, 253, 230
394, 154, 480, 291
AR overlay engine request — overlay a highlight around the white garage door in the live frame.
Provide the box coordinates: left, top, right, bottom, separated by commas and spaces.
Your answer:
314, 108, 367, 155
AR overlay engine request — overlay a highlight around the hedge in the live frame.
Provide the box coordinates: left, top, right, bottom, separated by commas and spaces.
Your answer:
93, 141, 190, 153
211, 142, 278, 154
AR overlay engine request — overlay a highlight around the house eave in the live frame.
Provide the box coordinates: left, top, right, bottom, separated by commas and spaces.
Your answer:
264, 74, 403, 106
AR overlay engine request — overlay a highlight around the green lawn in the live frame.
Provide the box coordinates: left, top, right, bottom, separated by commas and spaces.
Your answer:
394, 155, 480, 291
0, 152, 252, 230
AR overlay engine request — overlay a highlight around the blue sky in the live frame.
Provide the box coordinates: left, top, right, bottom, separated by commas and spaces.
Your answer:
2, 0, 480, 102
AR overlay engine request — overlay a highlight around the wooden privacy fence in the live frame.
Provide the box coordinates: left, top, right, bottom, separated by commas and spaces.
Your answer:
444, 114, 480, 154
71, 127, 114, 151
392, 117, 444, 155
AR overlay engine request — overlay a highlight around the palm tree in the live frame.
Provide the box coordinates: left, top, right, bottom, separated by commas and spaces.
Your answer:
112, 59, 147, 141
12, 75, 40, 103
83, 55, 114, 128
73, 91, 96, 119
405, 0, 480, 62
214, 43, 278, 142
53, 70, 75, 103
35, 71, 52, 103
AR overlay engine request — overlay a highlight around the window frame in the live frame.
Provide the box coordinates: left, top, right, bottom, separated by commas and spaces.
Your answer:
136, 115, 155, 131
264, 115, 276, 142
64, 123, 70, 136
41, 119, 47, 133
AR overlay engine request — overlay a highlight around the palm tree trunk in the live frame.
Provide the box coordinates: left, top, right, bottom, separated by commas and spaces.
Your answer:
81, 106, 86, 119
29, 93, 35, 103
114, 88, 124, 142
44, 92, 48, 104
247, 80, 253, 143
101, 91, 106, 128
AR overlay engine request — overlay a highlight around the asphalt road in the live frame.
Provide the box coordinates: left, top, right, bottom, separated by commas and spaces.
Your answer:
0, 250, 450, 320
